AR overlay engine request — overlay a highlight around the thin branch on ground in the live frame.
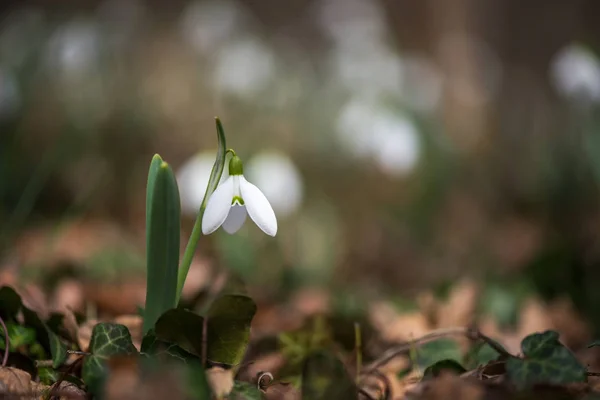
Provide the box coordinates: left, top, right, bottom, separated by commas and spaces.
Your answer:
363, 326, 514, 374
0, 315, 9, 367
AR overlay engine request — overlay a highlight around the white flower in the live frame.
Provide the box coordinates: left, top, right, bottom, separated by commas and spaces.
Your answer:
550, 43, 600, 103
202, 155, 277, 236
176, 151, 216, 216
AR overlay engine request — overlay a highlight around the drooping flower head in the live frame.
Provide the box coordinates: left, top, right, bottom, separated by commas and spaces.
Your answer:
201, 152, 278, 236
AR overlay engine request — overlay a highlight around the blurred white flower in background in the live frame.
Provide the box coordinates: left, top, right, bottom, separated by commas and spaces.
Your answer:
316, 0, 403, 99
315, 0, 386, 48
176, 151, 216, 216
180, 0, 244, 56
46, 19, 100, 74
245, 151, 304, 218
337, 97, 421, 176
550, 43, 600, 104
213, 37, 276, 98
330, 42, 403, 98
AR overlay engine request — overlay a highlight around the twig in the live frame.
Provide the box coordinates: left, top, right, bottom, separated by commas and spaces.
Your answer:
66, 350, 90, 356
587, 371, 600, 377
47, 355, 85, 400
364, 326, 514, 374
0, 315, 9, 367
358, 387, 378, 400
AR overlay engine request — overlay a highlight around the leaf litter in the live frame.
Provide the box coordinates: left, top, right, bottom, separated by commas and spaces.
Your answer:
0, 271, 599, 400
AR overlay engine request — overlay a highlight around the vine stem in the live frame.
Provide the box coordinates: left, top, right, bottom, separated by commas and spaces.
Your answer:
0, 315, 9, 367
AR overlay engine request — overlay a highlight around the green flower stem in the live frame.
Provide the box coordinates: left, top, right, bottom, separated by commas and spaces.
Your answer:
175, 118, 232, 304
176, 202, 206, 304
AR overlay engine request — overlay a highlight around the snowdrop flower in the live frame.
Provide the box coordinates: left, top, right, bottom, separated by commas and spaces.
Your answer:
550, 43, 600, 103
202, 153, 277, 236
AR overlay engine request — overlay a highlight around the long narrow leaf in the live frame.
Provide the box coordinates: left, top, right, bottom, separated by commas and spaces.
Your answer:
143, 160, 181, 334
146, 154, 163, 254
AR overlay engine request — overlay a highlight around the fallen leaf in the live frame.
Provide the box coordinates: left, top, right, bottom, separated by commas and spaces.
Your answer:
206, 367, 234, 397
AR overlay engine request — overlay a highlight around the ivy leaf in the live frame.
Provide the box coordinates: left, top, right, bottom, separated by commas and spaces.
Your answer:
0, 323, 36, 350
141, 329, 198, 364
464, 339, 506, 369
415, 339, 462, 370
82, 323, 138, 397
506, 330, 586, 389
301, 350, 357, 400
154, 308, 204, 358
38, 367, 60, 385
422, 359, 467, 379
206, 294, 256, 366
46, 326, 67, 368
230, 381, 265, 400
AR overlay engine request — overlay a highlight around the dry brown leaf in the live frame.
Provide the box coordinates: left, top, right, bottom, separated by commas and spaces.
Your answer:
13, 219, 126, 266
105, 356, 141, 400
436, 279, 479, 329
238, 353, 286, 383
77, 319, 97, 351
547, 296, 591, 349
264, 382, 300, 400
52, 278, 85, 314
405, 373, 484, 400
369, 301, 431, 343
84, 280, 146, 315
515, 297, 554, 350
206, 367, 234, 397
180, 257, 212, 301
0, 367, 44, 399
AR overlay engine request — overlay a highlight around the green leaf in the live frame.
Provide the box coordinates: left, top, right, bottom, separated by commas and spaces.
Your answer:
301, 350, 357, 400
506, 330, 586, 389
415, 339, 462, 370
143, 159, 182, 335
206, 118, 228, 199
0, 286, 22, 320
82, 323, 138, 397
230, 381, 265, 400
46, 326, 67, 368
38, 367, 60, 385
146, 154, 163, 239
154, 308, 205, 357
422, 359, 467, 379
0, 323, 36, 350
141, 329, 198, 364
184, 363, 212, 399
464, 339, 506, 369
206, 294, 257, 366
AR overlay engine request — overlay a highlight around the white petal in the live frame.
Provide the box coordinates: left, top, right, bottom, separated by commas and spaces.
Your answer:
202, 176, 234, 235
239, 176, 278, 236
222, 204, 247, 234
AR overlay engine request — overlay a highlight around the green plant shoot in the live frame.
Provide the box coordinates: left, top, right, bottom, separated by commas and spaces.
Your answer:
143, 156, 182, 334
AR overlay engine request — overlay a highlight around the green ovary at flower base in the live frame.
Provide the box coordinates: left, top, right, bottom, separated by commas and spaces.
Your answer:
202, 153, 278, 237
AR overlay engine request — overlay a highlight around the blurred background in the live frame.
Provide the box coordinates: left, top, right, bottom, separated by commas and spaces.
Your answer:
2, 0, 600, 344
